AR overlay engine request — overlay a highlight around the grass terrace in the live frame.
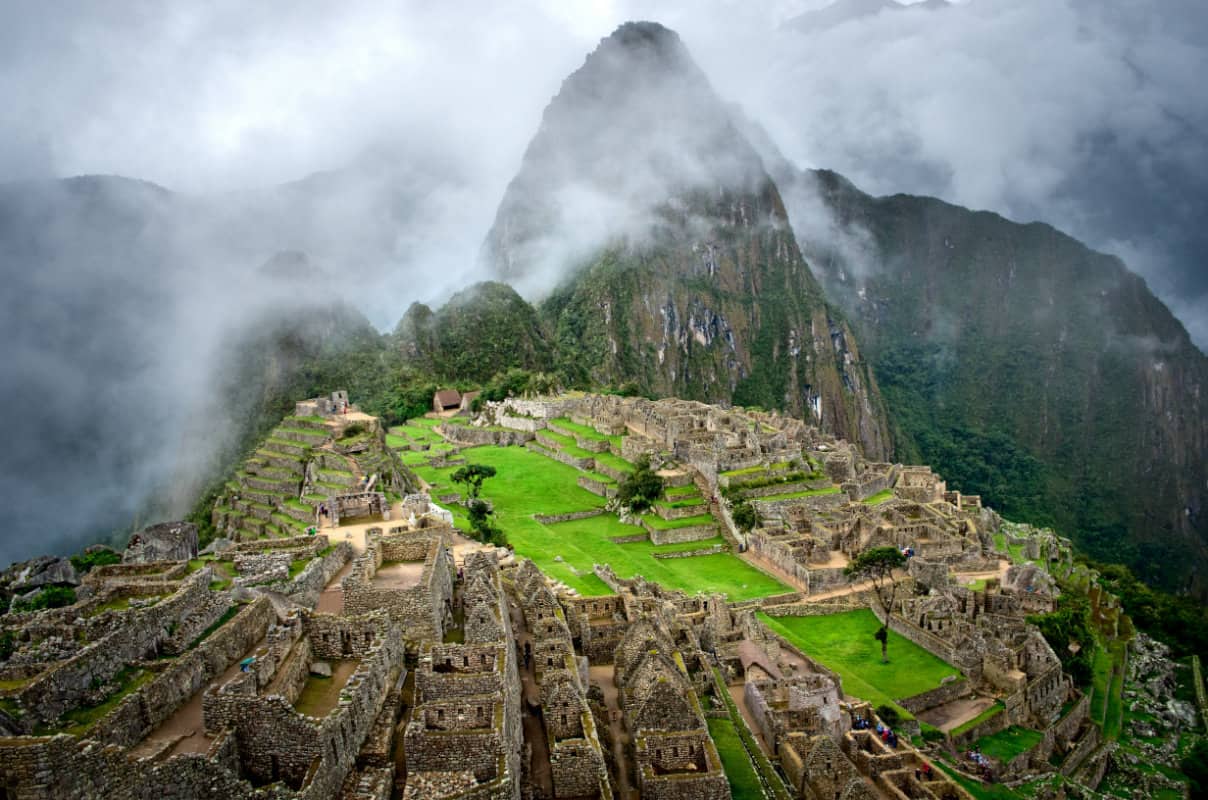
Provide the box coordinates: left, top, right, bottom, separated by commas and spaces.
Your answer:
409, 441, 786, 600
639, 512, 716, 531
752, 486, 841, 502
862, 489, 894, 505
707, 716, 765, 800
758, 610, 961, 719
973, 726, 1044, 763
722, 461, 793, 478
549, 417, 609, 441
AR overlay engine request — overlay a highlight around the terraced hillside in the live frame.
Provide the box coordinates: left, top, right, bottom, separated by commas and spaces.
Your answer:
211, 415, 418, 541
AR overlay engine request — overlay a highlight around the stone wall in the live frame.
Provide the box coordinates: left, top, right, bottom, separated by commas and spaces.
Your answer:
342, 531, 453, 642
438, 424, 533, 447
90, 596, 276, 748
15, 569, 217, 726
533, 509, 606, 525
651, 545, 727, 559
898, 678, 971, 715
644, 522, 717, 545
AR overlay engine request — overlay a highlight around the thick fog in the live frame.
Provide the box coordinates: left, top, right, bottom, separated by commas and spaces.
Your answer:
1, 0, 1206, 566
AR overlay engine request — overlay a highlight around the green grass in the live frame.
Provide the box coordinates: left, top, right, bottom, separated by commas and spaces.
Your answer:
707, 716, 765, 800
591, 451, 634, 474
751, 486, 840, 502
758, 611, 961, 718
549, 417, 609, 441
950, 702, 1004, 737
722, 461, 792, 478
639, 512, 717, 531
665, 484, 700, 498
411, 442, 786, 600
862, 489, 894, 505
974, 726, 1044, 763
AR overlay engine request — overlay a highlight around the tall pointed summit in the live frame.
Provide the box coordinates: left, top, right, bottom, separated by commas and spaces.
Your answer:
484, 22, 892, 458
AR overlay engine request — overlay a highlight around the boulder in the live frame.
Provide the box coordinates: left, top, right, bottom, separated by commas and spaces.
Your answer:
310, 661, 333, 678
123, 521, 198, 563
12, 556, 80, 591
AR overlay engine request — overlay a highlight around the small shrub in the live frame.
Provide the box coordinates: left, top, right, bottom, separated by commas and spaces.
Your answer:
70, 549, 121, 574
876, 704, 902, 728
11, 585, 77, 613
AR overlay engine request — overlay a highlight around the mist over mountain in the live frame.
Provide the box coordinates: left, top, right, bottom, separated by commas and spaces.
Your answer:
484, 22, 892, 458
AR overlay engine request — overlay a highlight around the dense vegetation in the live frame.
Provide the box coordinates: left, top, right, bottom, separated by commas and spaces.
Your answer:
802, 169, 1208, 597
616, 455, 664, 512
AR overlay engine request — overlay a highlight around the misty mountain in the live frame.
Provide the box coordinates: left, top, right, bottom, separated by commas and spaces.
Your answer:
484, 21, 892, 459
395, 282, 554, 384
786, 0, 952, 33
769, 165, 1208, 596
0, 161, 453, 566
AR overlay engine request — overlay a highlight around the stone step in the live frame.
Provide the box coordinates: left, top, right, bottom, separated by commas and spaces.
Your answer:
262, 437, 310, 458
276, 427, 330, 446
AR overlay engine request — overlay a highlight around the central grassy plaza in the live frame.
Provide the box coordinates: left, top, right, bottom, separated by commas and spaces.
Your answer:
393, 420, 789, 600
758, 610, 961, 716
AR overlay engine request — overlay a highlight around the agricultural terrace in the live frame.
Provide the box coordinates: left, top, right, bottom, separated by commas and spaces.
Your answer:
390, 420, 788, 600
758, 610, 961, 720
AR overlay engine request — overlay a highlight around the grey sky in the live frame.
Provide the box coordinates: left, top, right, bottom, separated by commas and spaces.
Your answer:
2, 0, 1203, 345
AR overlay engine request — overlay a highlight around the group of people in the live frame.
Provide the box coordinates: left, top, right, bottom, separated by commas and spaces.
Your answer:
900, 546, 916, 558
966, 748, 995, 781
851, 715, 899, 748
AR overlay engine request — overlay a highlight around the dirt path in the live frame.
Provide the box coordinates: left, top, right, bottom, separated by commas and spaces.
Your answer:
728, 680, 773, 755
917, 695, 998, 733
590, 664, 637, 800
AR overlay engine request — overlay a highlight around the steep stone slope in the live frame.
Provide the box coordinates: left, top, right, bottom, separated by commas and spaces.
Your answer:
785, 168, 1208, 594
483, 22, 891, 459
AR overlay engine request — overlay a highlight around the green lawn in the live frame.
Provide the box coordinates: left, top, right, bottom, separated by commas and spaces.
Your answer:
549, 417, 609, 441
862, 489, 894, 505
639, 512, 717, 530
758, 610, 961, 716
974, 726, 1044, 763
411, 442, 785, 600
752, 486, 840, 502
707, 716, 765, 800
722, 461, 792, 478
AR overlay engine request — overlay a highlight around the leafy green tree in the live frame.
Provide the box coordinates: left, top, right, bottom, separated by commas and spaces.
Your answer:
617, 455, 664, 512
731, 499, 761, 533
451, 464, 497, 500
70, 548, 121, 573
844, 546, 908, 663
467, 500, 508, 547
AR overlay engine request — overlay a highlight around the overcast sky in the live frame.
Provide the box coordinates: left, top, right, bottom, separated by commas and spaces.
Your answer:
1, 0, 1205, 346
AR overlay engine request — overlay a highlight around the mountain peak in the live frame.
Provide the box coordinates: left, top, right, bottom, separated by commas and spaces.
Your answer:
483, 21, 766, 287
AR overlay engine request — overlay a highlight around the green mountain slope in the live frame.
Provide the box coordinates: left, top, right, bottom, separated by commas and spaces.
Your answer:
791, 168, 1208, 595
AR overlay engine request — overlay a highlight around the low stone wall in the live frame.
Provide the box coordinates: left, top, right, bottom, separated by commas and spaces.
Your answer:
609, 534, 649, 544
533, 509, 606, 525
652, 545, 727, 560
268, 542, 352, 607
497, 413, 545, 432
644, 522, 717, 545
653, 501, 709, 521
752, 492, 847, 518
438, 424, 533, 447
898, 678, 971, 715
576, 475, 616, 498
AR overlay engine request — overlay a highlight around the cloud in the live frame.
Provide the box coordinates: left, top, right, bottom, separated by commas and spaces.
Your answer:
0, 0, 1205, 567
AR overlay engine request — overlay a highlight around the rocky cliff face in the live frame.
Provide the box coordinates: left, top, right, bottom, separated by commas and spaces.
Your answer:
785, 168, 1208, 595
482, 22, 891, 459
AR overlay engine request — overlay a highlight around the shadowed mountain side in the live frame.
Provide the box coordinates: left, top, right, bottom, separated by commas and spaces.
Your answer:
775, 166, 1208, 596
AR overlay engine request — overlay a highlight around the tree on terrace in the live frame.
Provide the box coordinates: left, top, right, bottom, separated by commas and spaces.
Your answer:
845, 546, 908, 663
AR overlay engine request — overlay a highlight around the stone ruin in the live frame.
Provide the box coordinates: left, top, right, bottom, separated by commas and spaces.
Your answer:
0, 394, 1119, 798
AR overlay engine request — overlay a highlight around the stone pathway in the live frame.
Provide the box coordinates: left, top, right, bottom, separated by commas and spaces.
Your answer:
590, 664, 637, 800
130, 636, 268, 759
